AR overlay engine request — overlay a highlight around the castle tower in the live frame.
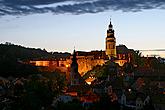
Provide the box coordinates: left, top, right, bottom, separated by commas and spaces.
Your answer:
105, 19, 117, 59
70, 49, 82, 85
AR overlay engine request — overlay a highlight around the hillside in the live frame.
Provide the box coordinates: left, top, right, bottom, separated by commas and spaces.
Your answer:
0, 43, 70, 60
0, 43, 71, 77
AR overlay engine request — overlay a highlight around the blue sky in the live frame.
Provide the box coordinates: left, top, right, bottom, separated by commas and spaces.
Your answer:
0, 0, 165, 57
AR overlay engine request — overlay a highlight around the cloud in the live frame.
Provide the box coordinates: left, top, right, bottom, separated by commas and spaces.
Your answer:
0, 0, 165, 16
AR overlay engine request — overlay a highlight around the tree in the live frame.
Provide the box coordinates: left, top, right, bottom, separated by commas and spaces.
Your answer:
12, 79, 54, 110
9, 71, 66, 110
123, 63, 134, 73
133, 50, 144, 67
150, 58, 160, 70
55, 99, 83, 110
43, 71, 66, 94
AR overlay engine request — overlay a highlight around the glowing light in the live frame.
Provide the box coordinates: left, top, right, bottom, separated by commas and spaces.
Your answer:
86, 81, 91, 85
128, 88, 131, 92
34, 61, 49, 66
121, 73, 124, 76
85, 77, 96, 85
66, 64, 69, 68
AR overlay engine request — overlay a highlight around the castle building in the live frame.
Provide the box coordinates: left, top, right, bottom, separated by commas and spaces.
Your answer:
29, 19, 135, 76
106, 20, 117, 59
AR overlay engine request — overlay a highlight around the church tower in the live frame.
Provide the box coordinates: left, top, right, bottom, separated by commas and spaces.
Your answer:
70, 49, 82, 86
105, 19, 117, 59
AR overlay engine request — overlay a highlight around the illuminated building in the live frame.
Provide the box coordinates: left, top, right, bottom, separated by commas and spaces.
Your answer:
29, 19, 134, 76
115, 45, 134, 66
106, 19, 117, 59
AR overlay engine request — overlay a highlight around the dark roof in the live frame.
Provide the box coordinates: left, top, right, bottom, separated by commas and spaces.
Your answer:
71, 45, 134, 59
116, 45, 130, 54
67, 84, 90, 92
76, 50, 109, 59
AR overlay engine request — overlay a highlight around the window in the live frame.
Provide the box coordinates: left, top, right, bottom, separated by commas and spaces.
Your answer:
113, 45, 115, 49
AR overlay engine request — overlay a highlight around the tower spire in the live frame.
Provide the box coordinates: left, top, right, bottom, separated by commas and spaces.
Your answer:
106, 18, 116, 59
70, 48, 84, 86
109, 18, 113, 30
72, 48, 77, 64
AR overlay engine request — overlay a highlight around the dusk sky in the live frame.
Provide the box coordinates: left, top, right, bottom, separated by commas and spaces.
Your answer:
0, 0, 165, 57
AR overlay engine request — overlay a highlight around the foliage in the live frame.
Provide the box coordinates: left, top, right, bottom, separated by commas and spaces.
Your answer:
111, 76, 123, 89
83, 61, 118, 80
83, 65, 102, 79
42, 71, 67, 94
0, 43, 70, 77
97, 94, 120, 110
133, 50, 145, 67
11, 79, 54, 110
0, 43, 70, 60
150, 58, 165, 70
55, 99, 83, 110
0, 43, 53, 60
0, 56, 39, 77
0, 70, 66, 110
123, 63, 134, 73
